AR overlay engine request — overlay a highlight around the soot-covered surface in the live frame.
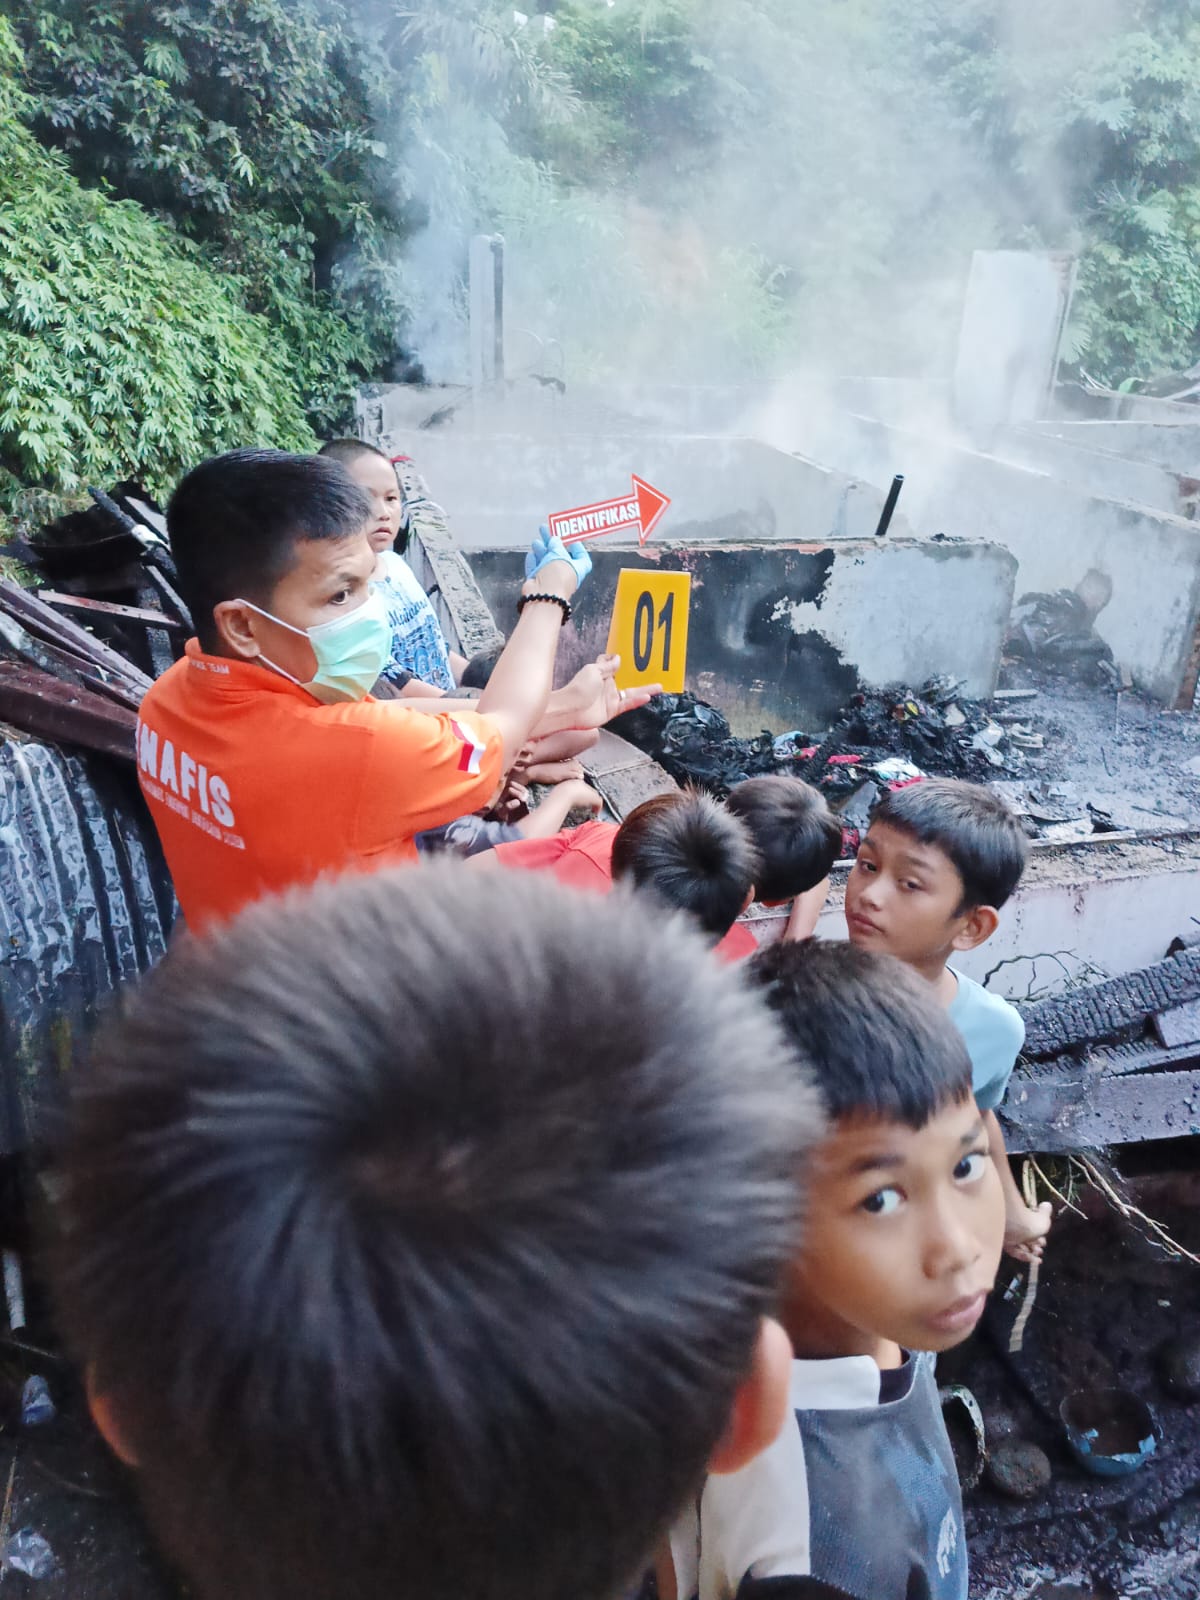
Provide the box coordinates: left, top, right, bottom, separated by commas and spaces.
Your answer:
960, 1178, 1200, 1598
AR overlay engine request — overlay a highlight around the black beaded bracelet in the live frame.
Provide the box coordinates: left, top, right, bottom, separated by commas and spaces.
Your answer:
517, 591, 572, 623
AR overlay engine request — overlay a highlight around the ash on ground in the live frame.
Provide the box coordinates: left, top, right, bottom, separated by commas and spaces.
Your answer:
611, 658, 1200, 854
956, 1172, 1200, 1600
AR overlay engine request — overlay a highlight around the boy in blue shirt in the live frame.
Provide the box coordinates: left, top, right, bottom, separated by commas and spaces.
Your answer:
844, 778, 1051, 1262
666, 941, 1006, 1600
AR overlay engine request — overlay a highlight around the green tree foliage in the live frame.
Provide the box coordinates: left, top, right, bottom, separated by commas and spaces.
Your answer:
0, 17, 314, 497
5, 0, 1200, 486
905, 0, 1200, 384
5, 0, 409, 431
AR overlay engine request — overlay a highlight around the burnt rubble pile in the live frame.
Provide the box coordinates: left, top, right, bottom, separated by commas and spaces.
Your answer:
1008, 588, 1117, 685
612, 680, 1090, 855
607, 692, 779, 792
0, 484, 188, 759
1020, 943, 1200, 1064
1000, 936, 1200, 1154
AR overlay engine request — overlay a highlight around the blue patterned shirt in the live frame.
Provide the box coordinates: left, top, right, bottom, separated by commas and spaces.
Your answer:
374, 551, 455, 692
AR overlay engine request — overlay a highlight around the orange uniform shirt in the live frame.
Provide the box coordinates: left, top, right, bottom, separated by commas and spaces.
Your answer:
492, 820, 759, 962
137, 640, 504, 932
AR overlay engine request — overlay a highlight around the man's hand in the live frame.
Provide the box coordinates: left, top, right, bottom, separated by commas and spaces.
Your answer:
524, 527, 592, 598
557, 654, 661, 731
1004, 1199, 1052, 1264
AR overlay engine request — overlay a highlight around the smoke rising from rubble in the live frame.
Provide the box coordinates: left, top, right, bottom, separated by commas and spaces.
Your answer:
365, 0, 1149, 401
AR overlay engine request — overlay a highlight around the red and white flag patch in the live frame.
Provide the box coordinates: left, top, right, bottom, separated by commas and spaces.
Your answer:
450, 718, 486, 776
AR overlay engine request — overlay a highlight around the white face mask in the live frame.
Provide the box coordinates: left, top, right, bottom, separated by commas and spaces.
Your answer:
239, 590, 393, 704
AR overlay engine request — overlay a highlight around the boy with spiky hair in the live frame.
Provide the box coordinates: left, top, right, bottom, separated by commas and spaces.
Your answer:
667, 941, 1005, 1600
844, 778, 1050, 1261
53, 865, 819, 1600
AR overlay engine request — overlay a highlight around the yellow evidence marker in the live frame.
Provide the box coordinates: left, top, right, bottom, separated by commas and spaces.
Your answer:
606, 569, 691, 695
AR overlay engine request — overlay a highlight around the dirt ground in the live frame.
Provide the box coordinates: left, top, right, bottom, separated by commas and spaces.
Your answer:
962, 1170, 1200, 1599
0, 1372, 179, 1598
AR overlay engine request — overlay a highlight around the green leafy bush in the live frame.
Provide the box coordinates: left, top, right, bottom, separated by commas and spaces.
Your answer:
6, 0, 408, 430
0, 18, 314, 498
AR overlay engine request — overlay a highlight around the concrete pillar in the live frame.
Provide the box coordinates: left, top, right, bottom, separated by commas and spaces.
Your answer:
468, 234, 505, 392
953, 251, 1077, 444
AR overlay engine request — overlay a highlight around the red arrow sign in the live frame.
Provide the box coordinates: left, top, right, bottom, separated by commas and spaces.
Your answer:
548, 475, 671, 548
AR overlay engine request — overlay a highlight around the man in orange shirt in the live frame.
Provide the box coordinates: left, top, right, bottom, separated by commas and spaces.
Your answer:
137, 448, 601, 932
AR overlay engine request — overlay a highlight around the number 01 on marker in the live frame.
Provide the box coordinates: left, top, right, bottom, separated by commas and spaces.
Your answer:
606, 570, 691, 695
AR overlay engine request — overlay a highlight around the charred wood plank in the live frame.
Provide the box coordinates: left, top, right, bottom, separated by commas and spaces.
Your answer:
1019, 948, 1200, 1059
1155, 998, 1200, 1049
38, 592, 184, 633
0, 610, 145, 708
0, 664, 136, 761
1090, 1039, 1200, 1077
1001, 1059, 1200, 1152
140, 566, 192, 632
0, 580, 151, 693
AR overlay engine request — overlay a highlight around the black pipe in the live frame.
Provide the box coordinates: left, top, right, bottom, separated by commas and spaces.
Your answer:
873, 474, 904, 538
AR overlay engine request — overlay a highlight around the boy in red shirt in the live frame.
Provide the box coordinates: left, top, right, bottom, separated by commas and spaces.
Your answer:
485, 774, 841, 957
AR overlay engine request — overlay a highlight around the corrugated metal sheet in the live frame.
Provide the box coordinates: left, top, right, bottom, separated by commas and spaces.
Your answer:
0, 734, 175, 1152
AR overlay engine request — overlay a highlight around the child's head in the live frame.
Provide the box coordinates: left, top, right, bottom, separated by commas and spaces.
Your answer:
749, 940, 1004, 1355
168, 448, 374, 661
612, 789, 760, 942
319, 438, 404, 555
55, 866, 818, 1600
844, 778, 1028, 972
725, 775, 842, 903
460, 642, 504, 690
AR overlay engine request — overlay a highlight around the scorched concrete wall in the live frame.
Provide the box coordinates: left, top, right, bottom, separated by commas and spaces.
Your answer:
1027, 420, 1200, 478
803, 412, 1200, 707
468, 539, 1017, 734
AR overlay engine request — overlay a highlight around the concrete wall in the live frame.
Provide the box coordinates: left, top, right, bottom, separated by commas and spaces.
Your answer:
799, 412, 1200, 706
1026, 419, 1200, 478
997, 425, 1192, 518
469, 538, 1016, 733
383, 427, 909, 550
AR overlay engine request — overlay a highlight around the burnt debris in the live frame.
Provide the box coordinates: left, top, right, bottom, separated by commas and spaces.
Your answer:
608, 692, 778, 794
0, 484, 188, 758
1008, 589, 1115, 683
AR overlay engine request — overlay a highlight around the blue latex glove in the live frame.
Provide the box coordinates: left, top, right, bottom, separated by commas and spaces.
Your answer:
525, 524, 592, 590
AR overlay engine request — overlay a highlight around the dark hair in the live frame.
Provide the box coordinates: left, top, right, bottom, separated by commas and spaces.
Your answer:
319, 438, 409, 553
870, 778, 1028, 910
318, 437, 390, 467
749, 940, 972, 1130
53, 866, 817, 1600
460, 643, 504, 690
612, 789, 761, 941
168, 449, 372, 651
725, 776, 842, 902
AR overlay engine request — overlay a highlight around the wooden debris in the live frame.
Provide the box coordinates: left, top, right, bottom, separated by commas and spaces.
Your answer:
1154, 998, 1200, 1049
1002, 1058, 1200, 1152
0, 665, 137, 763
38, 592, 184, 633
1020, 947, 1200, 1059
0, 581, 151, 696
